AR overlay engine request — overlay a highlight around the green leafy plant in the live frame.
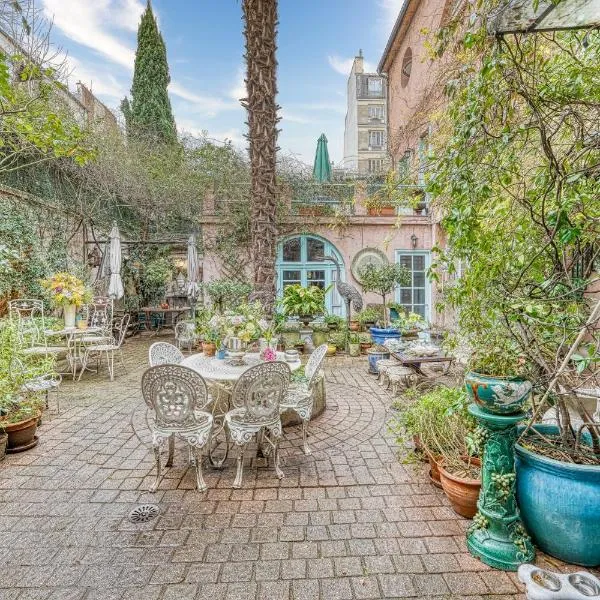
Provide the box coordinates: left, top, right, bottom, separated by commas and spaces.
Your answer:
324, 314, 345, 328
359, 264, 410, 327
358, 332, 372, 344
279, 285, 329, 318
328, 331, 347, 348
391, 312, 428, 334
357, 307, 382, 325
390, 386, 477, 471
203, 279, 253, 313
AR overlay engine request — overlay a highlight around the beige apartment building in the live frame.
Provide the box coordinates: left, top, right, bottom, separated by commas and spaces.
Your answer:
342, 50, 389, 175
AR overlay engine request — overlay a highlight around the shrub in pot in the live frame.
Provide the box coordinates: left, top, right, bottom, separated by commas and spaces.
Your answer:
390, 385, 481, 514
279, 320, 301, 349
328, 331, 347, 354
324, 314, 344, 331
358, 332, 372, 354
464, 332, 532, 415
348, 333, 360, 357
310, 321, 329, 348
357, 307, 381, 331
359, 263, 410, 344
391, 311, 428, 340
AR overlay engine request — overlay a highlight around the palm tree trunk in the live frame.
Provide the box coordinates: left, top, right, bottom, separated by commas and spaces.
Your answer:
242, 0, 280, 314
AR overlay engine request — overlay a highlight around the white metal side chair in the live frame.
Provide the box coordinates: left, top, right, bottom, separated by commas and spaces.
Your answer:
174, 320, 198, 353
142, 365, 214, 492
9, 299, 66, 358
280, 343, 327, 455
11, 357, 62, 413
149, 342, 184, 367
80, 297, 114, 344
79, 314, 130, 381
225, 361, 290, 488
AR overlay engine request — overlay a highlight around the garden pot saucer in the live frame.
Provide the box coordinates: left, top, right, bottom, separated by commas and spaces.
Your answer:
6, 435, 39, 454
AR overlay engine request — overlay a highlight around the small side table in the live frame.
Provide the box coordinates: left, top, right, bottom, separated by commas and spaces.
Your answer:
466, 404, 535, 571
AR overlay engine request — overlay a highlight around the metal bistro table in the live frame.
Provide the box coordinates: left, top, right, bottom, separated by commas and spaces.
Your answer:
138, 306, 191, 336
181, 352, 302, 467
391, 348, 453, 376
46, 326, 105, 380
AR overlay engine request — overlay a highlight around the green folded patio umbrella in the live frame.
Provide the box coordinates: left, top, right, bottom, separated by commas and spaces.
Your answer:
312, 133, 332, 182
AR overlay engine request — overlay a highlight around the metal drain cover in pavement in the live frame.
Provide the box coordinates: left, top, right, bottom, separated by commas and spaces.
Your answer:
128, 504, 160, 523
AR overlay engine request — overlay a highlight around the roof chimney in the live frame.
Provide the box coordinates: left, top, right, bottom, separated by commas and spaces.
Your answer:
353, 49, 364, 74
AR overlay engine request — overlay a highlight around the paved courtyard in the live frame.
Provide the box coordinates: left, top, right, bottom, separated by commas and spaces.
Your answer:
0, 337, 586, 599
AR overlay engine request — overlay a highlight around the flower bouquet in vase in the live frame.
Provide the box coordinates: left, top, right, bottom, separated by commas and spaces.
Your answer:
41, 273, 92, 328
210, 302, 267, 366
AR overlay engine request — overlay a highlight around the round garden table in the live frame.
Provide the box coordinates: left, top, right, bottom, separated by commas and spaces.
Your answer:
181, 352, 302, 467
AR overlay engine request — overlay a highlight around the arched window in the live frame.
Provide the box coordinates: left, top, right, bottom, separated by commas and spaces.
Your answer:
276, 235, 345, 315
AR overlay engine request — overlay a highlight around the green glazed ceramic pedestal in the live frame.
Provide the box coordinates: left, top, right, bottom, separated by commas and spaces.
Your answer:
466, 404, 535, 571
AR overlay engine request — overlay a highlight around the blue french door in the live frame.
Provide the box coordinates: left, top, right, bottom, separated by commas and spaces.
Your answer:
276, 235, 345, 315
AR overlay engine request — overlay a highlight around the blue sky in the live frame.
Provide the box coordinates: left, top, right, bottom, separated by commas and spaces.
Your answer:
41, 0, 403, 165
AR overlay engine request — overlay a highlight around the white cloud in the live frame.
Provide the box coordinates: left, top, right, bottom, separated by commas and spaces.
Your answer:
379, 0, 407, 41
42, 0, 238, 115
65, 55, 127, 99
229, 68, 246, 102
327, 54, 376, 76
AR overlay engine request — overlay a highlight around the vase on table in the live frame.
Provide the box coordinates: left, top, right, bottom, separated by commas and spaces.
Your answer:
63, 304, 77, 328
227, 336, 247, 366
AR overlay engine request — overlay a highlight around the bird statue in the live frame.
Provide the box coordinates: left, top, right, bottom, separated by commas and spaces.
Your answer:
321, 255, 363, 344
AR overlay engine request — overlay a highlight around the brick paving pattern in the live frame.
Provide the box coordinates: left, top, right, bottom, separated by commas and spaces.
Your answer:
0, 337, 589, 599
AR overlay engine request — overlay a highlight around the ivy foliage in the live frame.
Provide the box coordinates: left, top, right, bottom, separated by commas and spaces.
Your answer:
427, 1, 600, 443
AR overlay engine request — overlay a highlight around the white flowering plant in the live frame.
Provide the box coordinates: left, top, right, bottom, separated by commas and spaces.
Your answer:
209, 301, 267, 343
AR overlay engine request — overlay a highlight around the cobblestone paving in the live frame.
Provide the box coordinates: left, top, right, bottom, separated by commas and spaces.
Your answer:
0, 337, 586, 599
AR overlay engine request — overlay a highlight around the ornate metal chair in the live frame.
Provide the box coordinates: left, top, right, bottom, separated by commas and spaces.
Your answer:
80, 297, 114, 343
174, 320, 198, 353
225, 361, 290, 488
149, 342, 185, 367
79, 314, 130, 381
9, 299, 66, 358
11, 356, 62, 413
280, 343, 327, 455
142, 365, 213, 492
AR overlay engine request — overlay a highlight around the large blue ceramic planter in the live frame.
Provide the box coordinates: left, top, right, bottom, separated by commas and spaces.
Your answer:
369, 327, 400, 346
515, 426, 600, 567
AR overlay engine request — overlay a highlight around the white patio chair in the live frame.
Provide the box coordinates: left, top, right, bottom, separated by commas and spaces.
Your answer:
9, 299, 66, 358
174, 320, 197, 353
142, 364, 213, 492
79, 314, 130, 381
11, 356, 62, 413
149, 342, 184, 366
80, 297, 114, 343
225, 361, 290, 488
280, 343, 327, 455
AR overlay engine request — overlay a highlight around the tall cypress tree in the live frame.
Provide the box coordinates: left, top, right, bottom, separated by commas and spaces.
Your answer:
122, 1, 177, 144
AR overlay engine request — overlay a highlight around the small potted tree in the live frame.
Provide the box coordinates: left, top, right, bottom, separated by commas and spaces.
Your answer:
358, 263, 410, 345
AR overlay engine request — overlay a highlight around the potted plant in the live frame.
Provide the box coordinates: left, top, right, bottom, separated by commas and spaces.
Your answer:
0, 322, 47, 452
202, 279, 253, 313
366, 344, 390, 375
348, 332, 360, 357
388, 302, 402, 322
201, 329, 219, 357
391, 311, 428, 340
310, 321, 329, 348
463, 331, 532, 416
324, 314, 344, 331
390, 386, 481, 516
358, 263, 410, 345
327, 331, 346, 356
357, 307, 382, 331
279, 320, 301, 349
41, 273, 92, 328
358, 332, 372, 354
280, 284, 329, 326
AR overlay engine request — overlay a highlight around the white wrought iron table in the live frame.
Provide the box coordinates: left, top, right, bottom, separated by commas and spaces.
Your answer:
181, 352, 301, 466
46, 326, 105, 380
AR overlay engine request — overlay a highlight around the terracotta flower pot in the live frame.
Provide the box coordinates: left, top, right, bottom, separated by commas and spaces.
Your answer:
349, 320, 360, 331
439, 457, 482, 518
425, 449, 443, 488
0, 433, 7, 461
202, 342, 216, 357
4, 415, 39, 453
360, 342, 372, 355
